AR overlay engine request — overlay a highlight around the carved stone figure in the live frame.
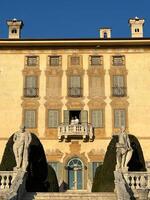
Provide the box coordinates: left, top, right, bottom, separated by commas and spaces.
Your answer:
13, 126, 31, 171
116, 126, 133, 171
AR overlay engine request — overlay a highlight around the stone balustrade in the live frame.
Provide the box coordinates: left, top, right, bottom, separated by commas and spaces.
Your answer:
58, 123, 93, 141
123, 171, 150, 199
123, 171, 150, 190
0, 171, 17, 190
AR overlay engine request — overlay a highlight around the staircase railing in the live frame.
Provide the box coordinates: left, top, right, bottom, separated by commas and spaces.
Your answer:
114, 170, 150, 200
0, 170, 27, 200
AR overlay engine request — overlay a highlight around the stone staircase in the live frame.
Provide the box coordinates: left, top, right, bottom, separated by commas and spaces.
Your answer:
22, 191, 117, 200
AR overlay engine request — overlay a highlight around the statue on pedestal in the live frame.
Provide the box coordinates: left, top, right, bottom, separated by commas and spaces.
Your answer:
13, 126, 31, 171
116, 126, 133, 171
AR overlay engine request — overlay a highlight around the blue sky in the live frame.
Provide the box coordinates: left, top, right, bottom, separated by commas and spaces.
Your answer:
0, 0, 149, 38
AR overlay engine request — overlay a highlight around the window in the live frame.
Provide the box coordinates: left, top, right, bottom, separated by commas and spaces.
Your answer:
48, 56, 61, 66
11, 29, 17, 34
48, 110, 59, 128
24, 76, 38, 97
91, 110, 104, 128
24, 110, 36, 128
68, 76, 82, 97
70, 56, 80, 65
49, 162, 58, 178
104, 32, 107, 38
92, 162, 101, 179
112, 75, 126, 97
112, 55, 125, 66
114, 109, 126, 128
90, 56, 102, 66
26, 56, 38, 66
135, 28, 139, 32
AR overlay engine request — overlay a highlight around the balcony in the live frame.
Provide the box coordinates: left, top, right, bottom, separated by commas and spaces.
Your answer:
112, 87, 127, 97
24, 88, 39, 97
58, 123, 93, 142
68, 87, 83, 97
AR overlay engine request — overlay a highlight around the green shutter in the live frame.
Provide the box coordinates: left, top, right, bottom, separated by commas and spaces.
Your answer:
48, 110, 58, 128
81, 110, 88, 125
92, 110, 103, 128
88, 162, 93, 182
120, 110, 126, 127
114, 110, 120, 128
25, 110, 36, 128
114, 109, 126, 128
57, 162, 62, 184
63, 110, 69, 124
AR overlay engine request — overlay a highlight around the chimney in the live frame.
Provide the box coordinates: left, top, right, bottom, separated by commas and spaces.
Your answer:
7, 18, 24, 39
99, 28, 111, 38
128, 17, 145, 38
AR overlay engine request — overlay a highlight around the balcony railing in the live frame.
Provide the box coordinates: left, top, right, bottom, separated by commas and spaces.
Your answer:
24, 88, 39, 97
68, 87, 83, 97
58, 123, 93, 141
112, 87, 127, 97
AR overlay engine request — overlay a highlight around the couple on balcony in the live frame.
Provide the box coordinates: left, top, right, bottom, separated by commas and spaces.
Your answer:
70, 116, 79, 126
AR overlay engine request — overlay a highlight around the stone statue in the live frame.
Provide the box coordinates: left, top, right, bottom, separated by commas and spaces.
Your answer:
13, 126, 32, 171
116, 126, 133, 171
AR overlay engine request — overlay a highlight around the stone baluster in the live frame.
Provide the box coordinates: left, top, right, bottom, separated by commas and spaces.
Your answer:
136, 175, 140, 189
1, 175, 5, 189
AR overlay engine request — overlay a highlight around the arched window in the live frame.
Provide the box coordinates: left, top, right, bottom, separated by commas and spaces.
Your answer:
67, 158, 83, 190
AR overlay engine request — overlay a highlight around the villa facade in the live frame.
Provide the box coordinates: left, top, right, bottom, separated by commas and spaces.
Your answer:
0, 17, 150, 190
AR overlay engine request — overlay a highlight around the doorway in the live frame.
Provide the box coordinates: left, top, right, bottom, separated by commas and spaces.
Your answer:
69, 110, 81, 124
67, 158, 83, 190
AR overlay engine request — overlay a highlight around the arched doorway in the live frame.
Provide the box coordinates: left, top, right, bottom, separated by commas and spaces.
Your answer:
67, 158, 84, 190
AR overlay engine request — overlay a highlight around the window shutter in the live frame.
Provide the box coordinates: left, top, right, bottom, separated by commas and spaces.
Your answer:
63, 110, 69, 124
48, 110, 58, 128
88, 162, 93, 182
114, 110, 120, 128
114, 109, 126, 128
92, 110, 103, 128
113, 75, 124, 87
81, 110, 88, 125
120, 110, 126, 127
24, 110, 36, 128
26, 76, 36, 88
70, 76, 80, 88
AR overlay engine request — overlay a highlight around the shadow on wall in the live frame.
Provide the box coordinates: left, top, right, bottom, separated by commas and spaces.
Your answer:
0, 133, 59, 192
92, 134, 146, 192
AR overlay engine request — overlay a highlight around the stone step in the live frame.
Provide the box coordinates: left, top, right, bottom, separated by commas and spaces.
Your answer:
23, 192, 117, 200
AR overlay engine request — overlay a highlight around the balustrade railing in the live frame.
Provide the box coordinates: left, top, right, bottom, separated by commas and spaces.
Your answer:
124, 172, 150, 190
0, 171, 17, 191
58, 123, 93, 141
0, 170, 27, 200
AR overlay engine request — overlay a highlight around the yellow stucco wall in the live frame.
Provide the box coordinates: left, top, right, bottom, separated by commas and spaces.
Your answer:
0, 47, 150, 162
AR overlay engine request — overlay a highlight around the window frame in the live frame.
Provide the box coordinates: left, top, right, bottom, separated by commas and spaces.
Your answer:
47, 109, 60, 128
24, 109, 37, 129
25, 55, 39, 67
112, 55, 125, 66
90, 55, 103, 66
91, 109, 104, 128
48, 55, 62, 67
24, 75, 39, 97
114, 109, 126, 128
